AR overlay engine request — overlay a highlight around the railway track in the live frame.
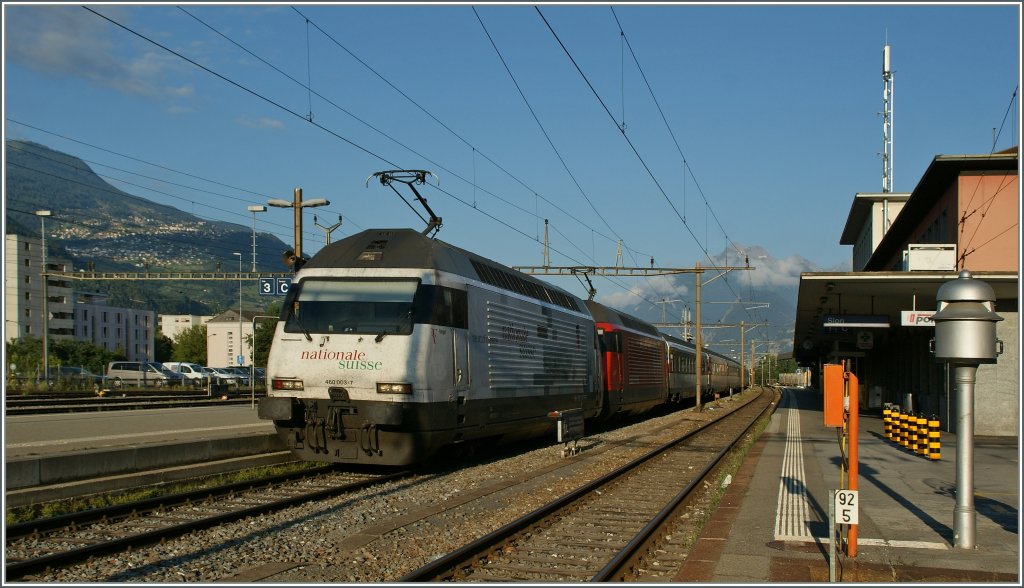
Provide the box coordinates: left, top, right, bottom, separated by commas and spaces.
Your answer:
5, 466, 415, 580
401, 388, 777, 582
4, 392, 263, 414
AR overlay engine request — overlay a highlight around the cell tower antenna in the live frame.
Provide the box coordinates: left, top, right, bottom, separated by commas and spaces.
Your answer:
882, 42, 894, 195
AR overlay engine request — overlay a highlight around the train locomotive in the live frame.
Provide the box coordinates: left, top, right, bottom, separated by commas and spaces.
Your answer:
258, 228, 742, 466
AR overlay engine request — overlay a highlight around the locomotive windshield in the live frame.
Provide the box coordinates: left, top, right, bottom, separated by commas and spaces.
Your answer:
282, 279, 419, 336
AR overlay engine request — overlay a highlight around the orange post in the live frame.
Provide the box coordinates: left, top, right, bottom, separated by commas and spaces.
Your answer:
845, 371, 859, 557
823, 364, 845, 427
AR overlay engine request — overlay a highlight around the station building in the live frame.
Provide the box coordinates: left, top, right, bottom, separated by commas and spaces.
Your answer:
793, 147, 1019, 436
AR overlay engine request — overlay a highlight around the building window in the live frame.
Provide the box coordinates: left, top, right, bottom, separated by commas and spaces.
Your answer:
24, 276, 30, 284
24, 258, 30, 266
24, 292, 30, 300
24, 308, 30, 317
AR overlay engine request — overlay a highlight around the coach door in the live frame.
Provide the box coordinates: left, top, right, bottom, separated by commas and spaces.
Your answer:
453, 329, 470, 423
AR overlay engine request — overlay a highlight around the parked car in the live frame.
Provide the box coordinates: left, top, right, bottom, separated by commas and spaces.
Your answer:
223, 367, 251, 388
105, 361, 184, 388
163, 362, 210, 388
204, 367, 239, 389
47, 366, 103, 388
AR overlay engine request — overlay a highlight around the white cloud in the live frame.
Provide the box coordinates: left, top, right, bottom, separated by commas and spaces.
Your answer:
7, 6, 190, 100
596, 274, 690, 310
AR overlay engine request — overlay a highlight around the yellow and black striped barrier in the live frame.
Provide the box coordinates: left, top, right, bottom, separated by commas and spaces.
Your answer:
927, 416, 942, 460
915, 414, 928, 455
899, 411, 911, 449
882, 403, 941, 460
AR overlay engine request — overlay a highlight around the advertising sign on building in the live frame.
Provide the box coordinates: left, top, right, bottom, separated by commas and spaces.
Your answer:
901, 310, 935, 326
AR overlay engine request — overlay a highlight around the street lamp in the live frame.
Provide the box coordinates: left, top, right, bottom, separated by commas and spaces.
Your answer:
233, 252, 242, 367
267, 188, 330, 264
34, 210, 52, 388
247, 205, 266, 272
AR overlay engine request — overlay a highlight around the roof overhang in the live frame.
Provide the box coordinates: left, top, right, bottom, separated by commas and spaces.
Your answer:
839, 193, 910, 245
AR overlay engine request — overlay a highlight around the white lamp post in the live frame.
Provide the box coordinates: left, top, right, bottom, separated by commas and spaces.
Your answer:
247, 205, 266, 272
34, 210, 52, 388
232, 252, 243, 367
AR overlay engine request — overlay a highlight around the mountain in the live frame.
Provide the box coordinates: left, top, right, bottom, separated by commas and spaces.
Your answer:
594, 244, 845, 354
5, 140, 842, 346
5, 140, 291, 316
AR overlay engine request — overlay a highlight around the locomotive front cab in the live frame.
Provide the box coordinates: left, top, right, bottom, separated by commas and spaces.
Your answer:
260, 275, 469, 465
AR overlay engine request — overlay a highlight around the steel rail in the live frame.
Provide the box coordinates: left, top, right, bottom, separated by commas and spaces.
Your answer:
399, 389, 769, 582
5, 470, 412, 579
5, 464, 334, 539
592, 389, 777, 580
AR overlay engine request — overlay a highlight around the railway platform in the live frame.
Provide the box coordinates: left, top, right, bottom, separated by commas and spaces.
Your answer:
4, 405, 285, 506
679, 386, 1019, 583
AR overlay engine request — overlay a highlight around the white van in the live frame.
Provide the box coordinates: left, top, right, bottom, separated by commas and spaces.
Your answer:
163, 362, 209, 388
105, 361, 184, 388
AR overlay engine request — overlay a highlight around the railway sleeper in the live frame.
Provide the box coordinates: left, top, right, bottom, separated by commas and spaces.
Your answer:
471, 562, 592, 579
519, 538, 623, 552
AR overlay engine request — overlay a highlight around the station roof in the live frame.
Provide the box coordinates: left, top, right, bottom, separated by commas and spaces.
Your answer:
792, 270, 1018, 361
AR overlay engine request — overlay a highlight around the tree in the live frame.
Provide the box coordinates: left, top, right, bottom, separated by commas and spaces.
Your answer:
50, 338, 122, 373
7, 336, 122, 380
6, 336, 43, 381
252, 300, 280, 367
154, 332, 174, 362
172, 325, 208, 364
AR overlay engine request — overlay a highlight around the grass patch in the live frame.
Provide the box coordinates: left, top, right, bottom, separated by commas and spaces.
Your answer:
5, 460, 322, 526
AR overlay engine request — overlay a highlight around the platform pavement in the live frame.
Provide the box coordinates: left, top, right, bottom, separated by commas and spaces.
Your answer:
679, 386, 1020, 583
4, 405, 286, 505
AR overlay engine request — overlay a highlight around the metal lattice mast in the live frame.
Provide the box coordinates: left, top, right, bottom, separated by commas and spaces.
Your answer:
882, 43, 894, 195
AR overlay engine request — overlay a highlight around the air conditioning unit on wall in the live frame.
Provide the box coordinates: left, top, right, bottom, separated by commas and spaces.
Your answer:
902, 244, 956, 271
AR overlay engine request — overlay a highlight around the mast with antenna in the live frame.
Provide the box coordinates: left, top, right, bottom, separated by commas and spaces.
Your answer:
882, 41, 894, 195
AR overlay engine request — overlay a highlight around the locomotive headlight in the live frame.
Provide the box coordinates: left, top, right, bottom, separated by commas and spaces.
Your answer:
376, 382, 413, 394
272, 378, 304, 391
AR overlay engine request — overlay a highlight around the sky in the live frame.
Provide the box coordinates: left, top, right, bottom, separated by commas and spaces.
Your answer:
3, 2, 1021, 317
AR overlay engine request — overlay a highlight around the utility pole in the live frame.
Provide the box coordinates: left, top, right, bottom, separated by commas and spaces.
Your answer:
267, 188, 329, 268
695, 262, 703, 410
740, 320, 745, 391
543, 219, 550, 267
